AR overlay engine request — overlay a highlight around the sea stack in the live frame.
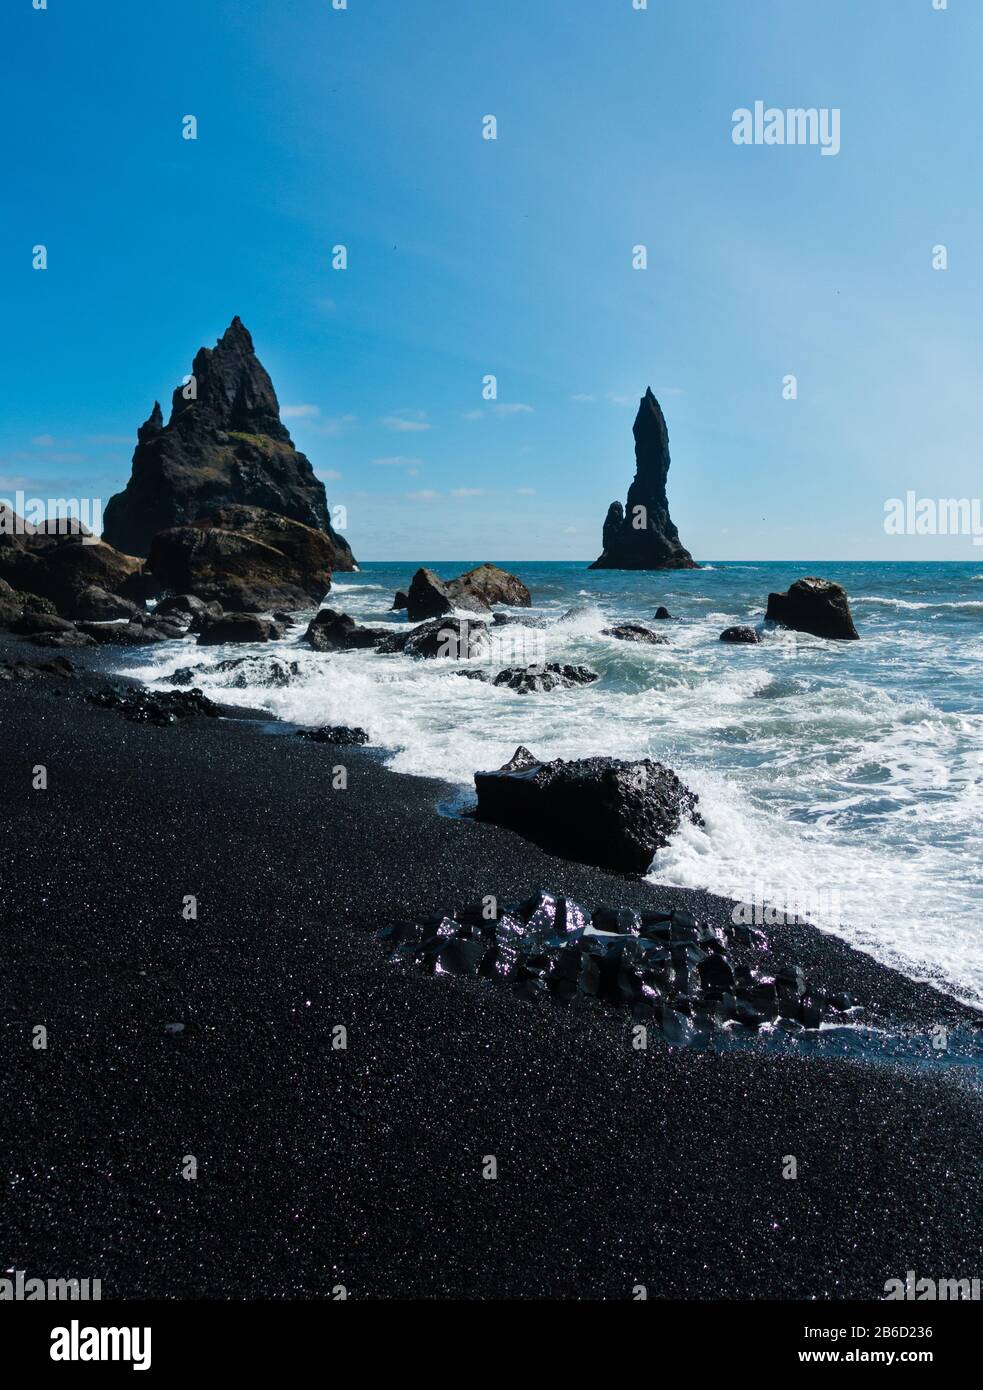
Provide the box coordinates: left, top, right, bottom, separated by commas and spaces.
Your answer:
589, 389, 696, 570
102, 317, 354, 568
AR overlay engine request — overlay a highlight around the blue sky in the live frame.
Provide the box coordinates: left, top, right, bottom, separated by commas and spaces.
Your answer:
4, 0, 982, 560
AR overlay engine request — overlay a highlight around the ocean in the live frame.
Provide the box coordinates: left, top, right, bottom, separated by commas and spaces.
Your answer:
128, 560, 983, 1010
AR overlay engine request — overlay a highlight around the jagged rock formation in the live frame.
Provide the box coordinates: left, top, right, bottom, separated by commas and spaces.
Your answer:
102, 317, 354, 568
590, 389, 696, 571
402, 564, 531, 622
765, 578, 860, 640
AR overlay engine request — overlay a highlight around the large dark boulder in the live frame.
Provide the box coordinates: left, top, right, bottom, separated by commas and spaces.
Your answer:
492, 663, 599, 693
155, 594, 224, 632
402, 564, 530, 621
601, 622, 668, 645
448, 563, 531, 610
304, 608, 388, 652
589, 390, 696, 571
473, 745, 704, 875
405, 567, 487, 621
102, 317, 355, 566
0, 514, 146, 618
379, 616, 491, 660
197, 613, 283, 645
147, 504, 339, 612
765, 577, 860, 640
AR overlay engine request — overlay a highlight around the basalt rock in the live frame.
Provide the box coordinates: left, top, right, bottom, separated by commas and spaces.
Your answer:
296, 725, 369, 745
765, 577, 860, 640
601, 622, 668, 645
76, 616, 186, 646
719, 625, 761, 644
402, 564, 530, 621
85, 686, 220, 725
0, 513, 147, 618
379, 616, 491, 660
589, 390, 696, 571
304, 608, 388, 652
155, 594, 224, 632
102, 317, 355, 567
654, 606, 673, 620
147, 504, 340, 613
380, 894, 842, 1036
0, 655, 75, 681
473, 746, 704, 875
492, 663, 599, 693
196, 613, 283, 645
404, 567, 485, 621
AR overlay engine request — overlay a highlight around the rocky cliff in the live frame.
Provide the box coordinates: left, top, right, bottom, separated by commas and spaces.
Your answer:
589, 389, 696, 570
102, 317, 354, 568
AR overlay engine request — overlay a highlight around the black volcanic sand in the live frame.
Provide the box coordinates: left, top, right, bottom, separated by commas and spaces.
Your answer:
1, 642, 982, 1300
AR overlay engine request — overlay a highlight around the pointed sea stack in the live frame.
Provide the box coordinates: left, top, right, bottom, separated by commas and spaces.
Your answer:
102, 318, 354, 568
589, 389, 696, 570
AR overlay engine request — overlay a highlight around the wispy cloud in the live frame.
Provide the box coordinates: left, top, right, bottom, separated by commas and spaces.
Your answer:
407, 489, 440, 502
312, 414, 357, 437
382, 411, 431, 433
317, 468, 342, 481
371, 456, 423, 467
451, 487, 484, 497
281, 403, 320, 420
462, 403, 534, 420
571, 393, 596, 403
516, 486, 536, 495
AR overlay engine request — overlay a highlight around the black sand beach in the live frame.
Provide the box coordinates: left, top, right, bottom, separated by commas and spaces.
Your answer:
2, 641, 982, 1301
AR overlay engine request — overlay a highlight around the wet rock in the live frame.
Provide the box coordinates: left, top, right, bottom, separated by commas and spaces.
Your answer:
589, 389, 696, 571
473, 745, 704, 875
405, 567, 484, 621
392, 590, 408, 611
492, 663, 599, 693
197, 613, 283, 645
209, 655, 300, 687
601, 622, 668, 645
77, 617, 186, 646
71, 585, 143, 622
455, 668, 490, 681
0, 655, 76, 681
296, 725, 369, 745
719, 625, 761, 644
765, 577, 860, 641
447, 563, 531, 610
156, 594, 224, 632
304, 608, 387, 652
592, 905, 642, 936
382, 616, 491, 660
85, 686, 220, 724
653, 606, 673, 620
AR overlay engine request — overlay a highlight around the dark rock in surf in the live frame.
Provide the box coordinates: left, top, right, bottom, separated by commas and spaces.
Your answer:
405, 567, 485, 621
589, 389, 696, 571
156, 594, 224, 632
379, 616, 491, 660
197, 613, 283, 645
85, 686, 219, 725
719, 625, 761, 644
492, 663, 599, 694
304, 608, 387, 652
654, 606, 673, 620
392, 591, 408, 611
601, 622, 668, 645
296, 725, 369, 746
473, 745, 704, 875
765, 577, 860, 641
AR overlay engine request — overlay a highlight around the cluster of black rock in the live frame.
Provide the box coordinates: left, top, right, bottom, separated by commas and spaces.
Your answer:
84, 686, 220, 725
379, 892, 854, 1042
296, 725, 369, 745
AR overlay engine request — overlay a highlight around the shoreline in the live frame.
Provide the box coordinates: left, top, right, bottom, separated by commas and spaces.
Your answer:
2, 635, 982, 1298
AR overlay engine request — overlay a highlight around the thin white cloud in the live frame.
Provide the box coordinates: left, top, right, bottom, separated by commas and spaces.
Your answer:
382, 411, 431, 432
571, 393, 596, 403
371, 456, 423, 467
516, 487, 536, 495
281, 404, 321, 420
407, 489, 440, 502
312, 414, 357, 437
317, 468, 342, 481
451, 487, 484, 497
462, 404, 534, 420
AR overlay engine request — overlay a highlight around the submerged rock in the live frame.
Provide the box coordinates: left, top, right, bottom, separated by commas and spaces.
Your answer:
473, 745, 704, 875
765, 577, 860, 640
492, 663, 599, 693
719, 625, 761, 644
601, 622, 668, 645
589, 389, 696, 571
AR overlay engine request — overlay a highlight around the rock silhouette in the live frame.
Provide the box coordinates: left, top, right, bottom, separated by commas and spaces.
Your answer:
102, 317, 354, 568
590, 389, 696, 570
